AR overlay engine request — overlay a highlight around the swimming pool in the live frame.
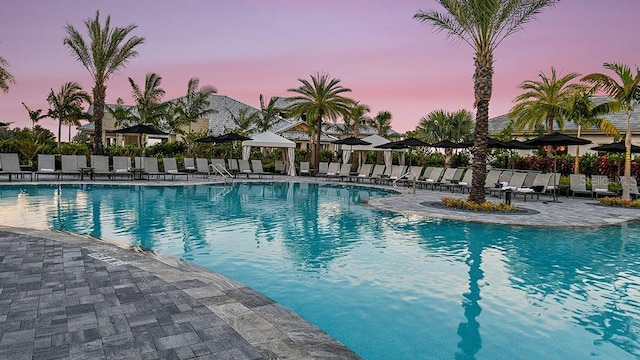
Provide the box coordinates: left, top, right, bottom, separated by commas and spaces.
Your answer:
1, 183, 639, 359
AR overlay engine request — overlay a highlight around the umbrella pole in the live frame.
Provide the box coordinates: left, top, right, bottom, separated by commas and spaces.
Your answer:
550, 159, 561, 203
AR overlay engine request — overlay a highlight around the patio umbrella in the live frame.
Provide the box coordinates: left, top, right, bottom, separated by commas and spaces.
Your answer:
591, 141, 640, 153
398, 137, 430, 147
525, 132, 592, 201
194, 133, 252, 143
431, 140, 467, 149
333, 137, 371, 163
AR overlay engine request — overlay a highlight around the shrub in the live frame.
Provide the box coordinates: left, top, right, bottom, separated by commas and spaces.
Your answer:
441, 197, 518, 212
599, 197, 640, 208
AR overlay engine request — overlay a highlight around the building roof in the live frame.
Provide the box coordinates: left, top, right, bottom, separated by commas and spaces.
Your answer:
489, 96, 640, 134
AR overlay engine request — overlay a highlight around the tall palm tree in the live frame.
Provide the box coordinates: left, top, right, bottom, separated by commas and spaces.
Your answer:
63, 11, 145, 154
107, 98, 136, 128
510, 67, 586, 134
174, 77, 217, 133
416, 109, 473, 165
128, 72, 166, 127
287, 72, 353, 169
0, 56, 15, 93
564, 90, 620, 173
371, 110, 393, 164
22, 102, 48, 129
348, 101, 372, 138
582, 63, 640, 200
255, 94, 282, 133
414, 0, 559, 203
47, 82, 90, 149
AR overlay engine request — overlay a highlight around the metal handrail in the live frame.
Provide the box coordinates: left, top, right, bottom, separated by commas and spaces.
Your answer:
210, 163, 233, 179
392, 172, 416, 193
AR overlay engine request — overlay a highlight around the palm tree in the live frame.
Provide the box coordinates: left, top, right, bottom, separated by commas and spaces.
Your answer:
107, 98, 136, 128
416, 109, 473, 165
47, 82, 90, 149
348, 101, 372, 138
63, 11, 145, 154
255, 94, 282, 133
510, 67, 586, 134
128, 72, 166, 127
287, 72, 353, 169
582, 63, 640, 200
414, 0, 559, 203
227, 107, 260, 136
371, 110, 393, 164
22, 102, 48, 129
174, 77, 217, 133
564, 90, 620, 173
0, 56, 15, 93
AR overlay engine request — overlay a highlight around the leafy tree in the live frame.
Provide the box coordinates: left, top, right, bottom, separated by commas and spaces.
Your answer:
22, 102, 48, 129
47, 82, 90, 149
582, 63, 640, 200
416, 109, 473, 165
63, 10, 145, 154
287, 72, 353, 169
174, 77, 217, 133
414, 0, 559, 203
371, 110, 393, 163
255, 94, 282, 133
510, 67, 586, 134
226, 107, 260, 136
348, 101, 371, 138
128, 72, 167, 127
107, 98, 136, 128
0, 56, 15, 93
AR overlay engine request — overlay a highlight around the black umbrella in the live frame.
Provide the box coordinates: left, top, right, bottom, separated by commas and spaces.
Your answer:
398, 137, 430, 147
431, 140, 467, 149
0, 122, 9, 127
460, 137, 507, 149
333, 137, 371, 164
375, 141, 409, 149
195, 133, 252, 143
502, 139, 538, 150
591, 141, 640, 153
114, 124, 168, 136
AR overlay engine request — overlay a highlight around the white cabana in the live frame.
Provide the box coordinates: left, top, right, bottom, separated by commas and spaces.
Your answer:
349, 134, 405, 169
242, 131, 296, 176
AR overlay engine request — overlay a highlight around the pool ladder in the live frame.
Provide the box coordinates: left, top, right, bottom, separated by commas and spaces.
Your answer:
210, 163, 233, 184
392, 172, 416, 194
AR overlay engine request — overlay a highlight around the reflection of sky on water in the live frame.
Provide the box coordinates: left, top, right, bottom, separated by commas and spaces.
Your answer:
1, 183, 640, 359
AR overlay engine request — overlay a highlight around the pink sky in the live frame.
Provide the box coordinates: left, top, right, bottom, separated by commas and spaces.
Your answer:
0, 0, 638, 139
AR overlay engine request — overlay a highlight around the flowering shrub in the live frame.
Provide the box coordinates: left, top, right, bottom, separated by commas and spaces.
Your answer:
598, 197, 640, 208
441, 197, 518, 212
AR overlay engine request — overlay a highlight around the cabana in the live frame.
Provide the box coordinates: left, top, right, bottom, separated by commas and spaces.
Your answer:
242, 131, 296, 176
348, 134, 405, 168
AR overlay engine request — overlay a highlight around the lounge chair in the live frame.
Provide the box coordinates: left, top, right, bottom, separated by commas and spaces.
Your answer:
434, 167, 458, 190
183, 158, 196, 173
351, 163, 373, 182
381, 165, 406, 185
210, 159, 226, 176
591, 175, 616, 198
112, 156, 133, 180
163, 158, 189, 181
315, 162, 329, 177
363, 164, 385, 184
35, 154, 58, 180
0, 153, 33, 182
299, 161, 311, 176
398, 165, 423, 186
516, 173, 552, 201
91, 155, 111, 179
569, 174, 592, 198
324, 163, 340, 178
488, 171, 526, 198
418, 167, 444, 189
140, 157, 165, 180
251, 160, 274, 179
483, 170, 504, 193
237, 159, 252, 178
449, 168, 472, 193
419, 167, 434, 182
328, 163, 351, 181
274, 160, 286, 174
622, 177, 640, 199
60, 155, 81, 180
228, 159, 239, 174
195, 158, 210, 178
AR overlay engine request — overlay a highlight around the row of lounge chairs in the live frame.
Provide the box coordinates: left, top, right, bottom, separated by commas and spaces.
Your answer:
568, 174, 640, 198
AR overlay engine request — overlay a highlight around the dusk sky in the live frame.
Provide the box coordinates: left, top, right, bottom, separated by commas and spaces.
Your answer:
1, 0, 638, 138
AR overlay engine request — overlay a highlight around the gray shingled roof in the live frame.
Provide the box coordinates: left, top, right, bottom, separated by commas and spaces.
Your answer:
489, 97, 640, 134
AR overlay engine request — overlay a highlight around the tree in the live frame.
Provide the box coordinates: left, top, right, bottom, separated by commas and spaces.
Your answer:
128, 72, 167, 127
107, 98, 136, 128
348, 101, 372, 138
22, 102, 48, 129
371, 110, 393, 164
564, 90, 620, 173
287, 72, 353, 169
47, 82, 90, 149
414, 0, 559, 203
0, 56, 15, 93
174, 77, 217, 133
510, 67, 585, 134
63, 11, 145, 154
255, 94, 282, 133
582, 63, 640, 200
227, 107, 260, 136
416, 109, 473, 165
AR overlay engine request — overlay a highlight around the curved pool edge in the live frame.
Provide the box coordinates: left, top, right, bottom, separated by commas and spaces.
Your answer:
0, 225, 361, 359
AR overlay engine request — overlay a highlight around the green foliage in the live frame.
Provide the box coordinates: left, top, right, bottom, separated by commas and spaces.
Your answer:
57, 143, 90, 155
450, 152, 470, 167
319, 149, 336, 163
104, 145, 143, 157
599, 197, 640, 208
441, 197, 518, 212
145, 141, 187, 157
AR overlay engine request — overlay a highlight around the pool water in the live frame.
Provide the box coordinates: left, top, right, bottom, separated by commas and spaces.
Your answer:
1, 183, 640, 359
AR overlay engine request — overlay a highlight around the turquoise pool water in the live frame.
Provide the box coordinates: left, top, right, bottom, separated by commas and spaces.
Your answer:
1, 183, 639, 359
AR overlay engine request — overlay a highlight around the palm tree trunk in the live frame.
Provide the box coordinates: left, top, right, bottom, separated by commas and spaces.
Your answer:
93, 83, 106, 155
574, 124, 581, 173
468, 53, 493, 204
315, 117, 322, 170
622, 110, 632, 200
58, 118, 62, 150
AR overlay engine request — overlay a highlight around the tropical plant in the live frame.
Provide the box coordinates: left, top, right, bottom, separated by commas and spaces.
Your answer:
255, 94, 282, 133
348, 101, 372, 138
414, 0, 559, 203
226, 107, 260, 136
370, 110, 393, 164
416, 109, 473, 165
582, 63, 640, 200
286, 72, 353, 169
0, 56, 15, 93
128, 72, 167, 127
509, 67, 586, 134
63, 10, 145, 154
174, 77, 217, 133
47, 81, 90, 149
564, 89, 620, 173
21, 102, 48, 129
107, 98, 136, 128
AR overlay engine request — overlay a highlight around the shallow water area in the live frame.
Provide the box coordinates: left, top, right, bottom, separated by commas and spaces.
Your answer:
1, 182, 639, 359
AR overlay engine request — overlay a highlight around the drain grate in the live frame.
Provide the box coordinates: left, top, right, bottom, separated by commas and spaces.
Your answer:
88, 253, 126, 266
